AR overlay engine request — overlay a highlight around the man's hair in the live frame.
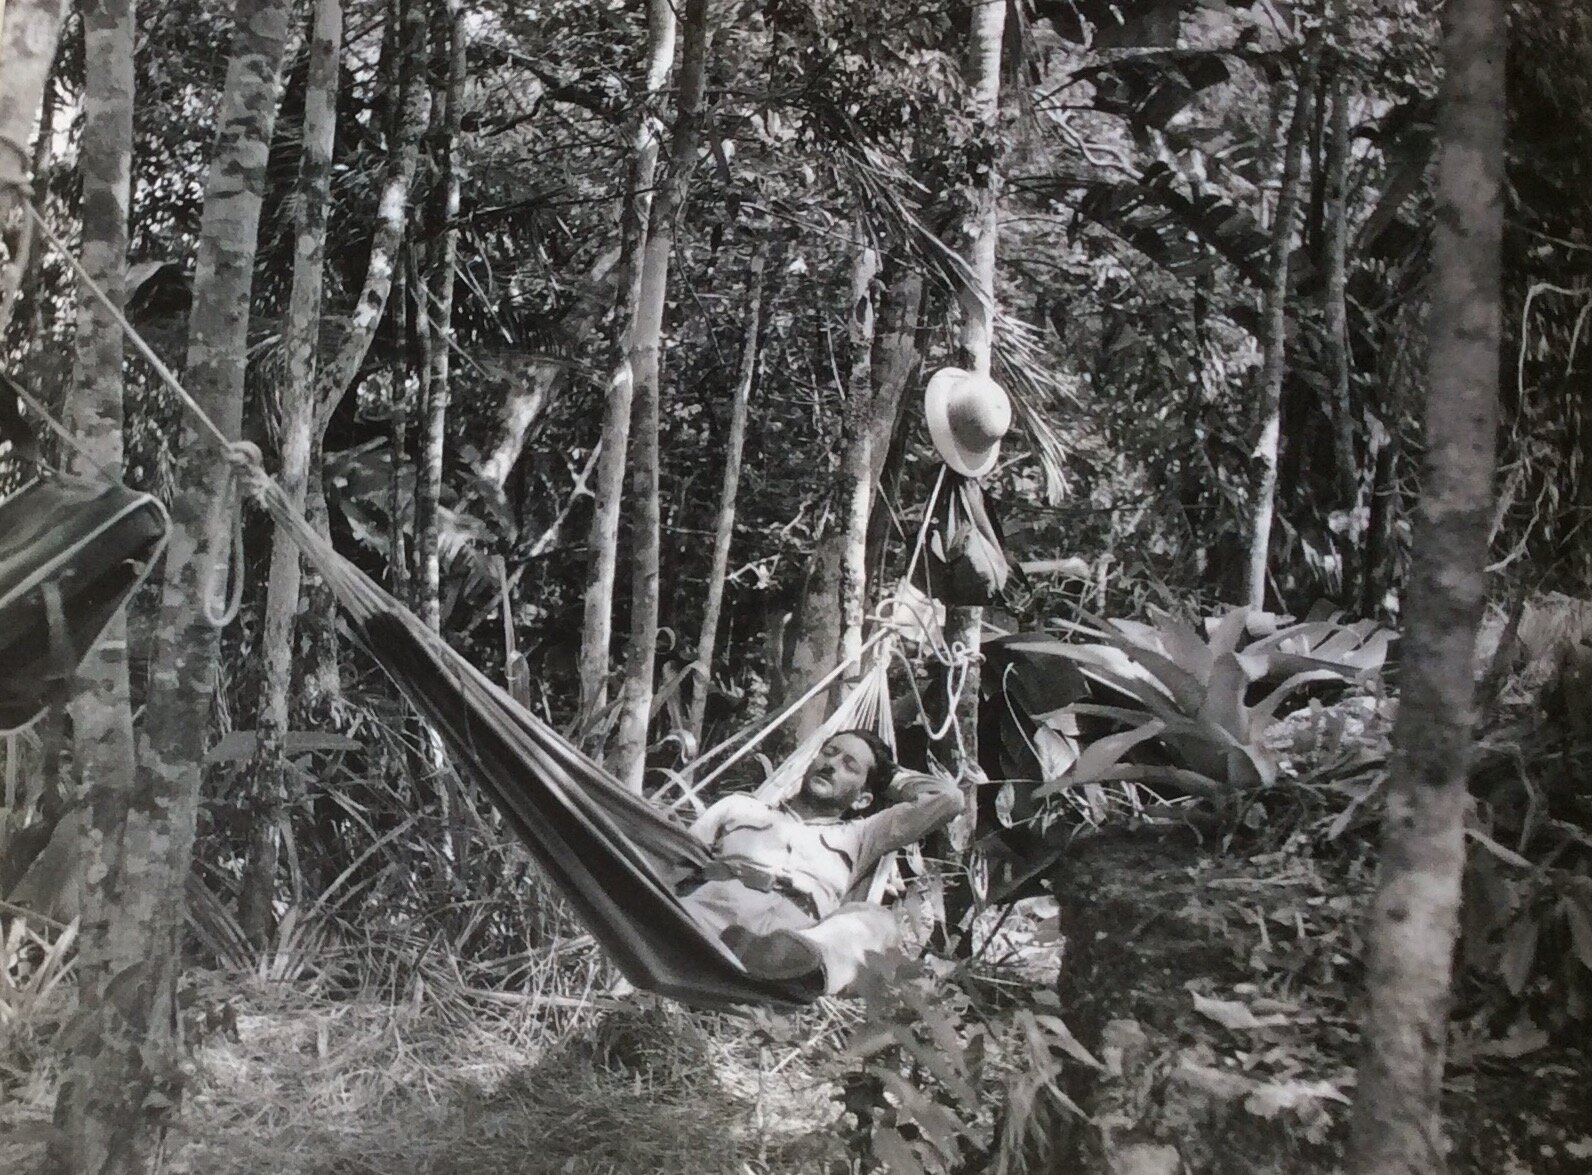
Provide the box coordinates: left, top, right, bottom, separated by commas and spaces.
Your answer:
834, 728, 896, 801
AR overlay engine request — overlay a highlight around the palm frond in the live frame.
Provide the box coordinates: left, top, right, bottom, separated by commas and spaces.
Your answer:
993, 309, 1074, 504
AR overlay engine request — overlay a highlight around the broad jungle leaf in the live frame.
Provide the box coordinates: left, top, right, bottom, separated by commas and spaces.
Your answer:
1150, 605, 1216, 682
1064, 718, 1167, 784
1248, 669, 1362, 740
1195, 651, 1252, 741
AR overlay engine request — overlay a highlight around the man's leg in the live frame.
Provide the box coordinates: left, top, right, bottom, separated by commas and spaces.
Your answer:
732, 902, 900, 994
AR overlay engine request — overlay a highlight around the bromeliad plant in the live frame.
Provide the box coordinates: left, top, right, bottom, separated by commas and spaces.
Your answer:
986, 605, 1392, 824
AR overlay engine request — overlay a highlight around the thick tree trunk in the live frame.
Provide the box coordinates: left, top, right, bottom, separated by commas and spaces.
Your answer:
1346, 0, 1504, 1168
46, 0, 143, 1164
413, 0, 465, 633
1244, 45, 1318, 609
609, 0, 711, 790
684, 247, 766, 747
0, 0, 66, 224
241, 0, 342, 949
112, 0, 292, 1167
578, 0, 676, 726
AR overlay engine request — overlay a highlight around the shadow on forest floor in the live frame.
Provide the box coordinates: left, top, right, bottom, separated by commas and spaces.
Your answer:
1051, 828, 1592, 1173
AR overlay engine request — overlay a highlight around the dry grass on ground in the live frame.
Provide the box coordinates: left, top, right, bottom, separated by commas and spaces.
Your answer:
4, 971, 863, 1175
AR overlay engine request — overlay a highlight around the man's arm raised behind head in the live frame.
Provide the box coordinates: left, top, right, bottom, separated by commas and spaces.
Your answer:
846, 772, 963, 878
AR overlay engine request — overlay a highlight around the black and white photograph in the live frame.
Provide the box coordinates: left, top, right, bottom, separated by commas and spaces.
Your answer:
0, 0, 1585, 1170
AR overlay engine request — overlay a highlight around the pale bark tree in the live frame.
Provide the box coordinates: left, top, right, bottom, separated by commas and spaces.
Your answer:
106, 0, 292, 1166
1323, 70, 1356, 505
298, 0, 428, 706
46, 0, 142, 1164
0, 0, 66, 223
0, 0, 66, 342
837, 233, 880, 672
1244, 41, 1318, 609
313, 0, 428, 435
578, 0, 676, 724
944, 0, 1007, 772
240, 0, 343, 948
863, 265, 927, 589
414, 0, 465, 632
785, 231, 879, 742
1347, 0, 1504, 1167
609, 0, 712, 790
0, 45, 55, 340
684, 246, 767, 748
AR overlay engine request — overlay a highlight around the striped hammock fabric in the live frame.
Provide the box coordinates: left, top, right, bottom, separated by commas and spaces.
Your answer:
253, 474, 826, 1008
0, 475, 167, 733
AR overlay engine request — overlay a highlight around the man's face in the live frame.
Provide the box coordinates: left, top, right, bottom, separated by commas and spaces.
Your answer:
801, 733, 878, 816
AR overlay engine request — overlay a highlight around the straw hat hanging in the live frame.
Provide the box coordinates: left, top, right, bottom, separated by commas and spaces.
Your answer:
923, 367, 1012, 478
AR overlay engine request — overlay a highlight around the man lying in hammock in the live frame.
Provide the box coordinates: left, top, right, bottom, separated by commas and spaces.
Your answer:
675, 730, 962, 995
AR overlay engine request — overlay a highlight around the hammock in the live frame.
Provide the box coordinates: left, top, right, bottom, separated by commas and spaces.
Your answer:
251, 472, 857, 1008
11, 203, 950, 1008
0, 475, 168, 733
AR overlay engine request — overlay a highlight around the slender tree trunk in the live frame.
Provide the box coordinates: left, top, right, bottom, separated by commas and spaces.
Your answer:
479, 364, 560, 490
609, 0, 711, 790
117, 0, 292, 1166
864, 266, 926, 588
0, 47, 56, 341
302, 448, 343, 703
414, 0, 464, 632
240, 0, 342, 948
1321, 64, 1361, 594
785, 235, 879, 743
47, 0, 143, 1164
867, 265, 925, 485
295, 0, 426, 705
578, 0, 676, 725
409, 236, 434, 609
1244, 44, 1318, 609
0, 0, 66, 225
837, 230, 879, 674
1347, 0, 1504, 1167
312, 0, 428, 435
945, 0, 1007, 771
684, 246, 766, 747
1361, 419, 1398, 617
388, 248, 411, 597
930, 0, 1006, 955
